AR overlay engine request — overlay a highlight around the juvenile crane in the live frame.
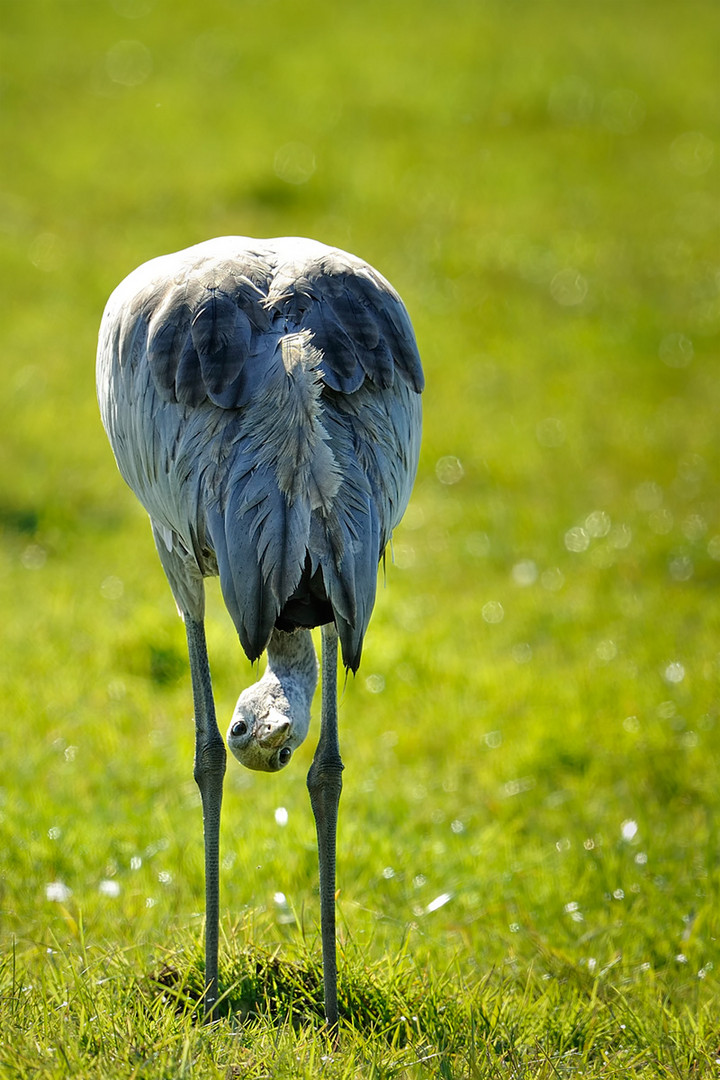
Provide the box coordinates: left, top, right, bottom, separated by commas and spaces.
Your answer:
96, 236, 424, 1026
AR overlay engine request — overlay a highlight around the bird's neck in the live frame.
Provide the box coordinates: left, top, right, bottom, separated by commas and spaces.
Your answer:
265, 627, 319, 706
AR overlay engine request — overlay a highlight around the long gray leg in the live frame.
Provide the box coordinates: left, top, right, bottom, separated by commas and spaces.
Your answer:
306, 622, 343, 1032
185, 616, 226, 1018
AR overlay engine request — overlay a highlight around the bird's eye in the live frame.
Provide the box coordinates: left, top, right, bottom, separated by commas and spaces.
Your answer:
278, 746, 292, 767
231, 720, 248, 738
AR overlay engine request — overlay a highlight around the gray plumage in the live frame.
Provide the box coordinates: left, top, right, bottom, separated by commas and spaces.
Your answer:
96, 235, 423, 1025
98, 235, 422, 672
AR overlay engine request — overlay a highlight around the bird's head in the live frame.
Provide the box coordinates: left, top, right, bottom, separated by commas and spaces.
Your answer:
226, 680, 310, 773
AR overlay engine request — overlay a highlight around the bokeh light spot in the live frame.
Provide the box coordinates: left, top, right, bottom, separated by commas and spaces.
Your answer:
659, 333, 693, 369
105, 40, 153, 86
550, 268, 588, 306
274, 142, 316, 185
435, 455, 464, 485
670, 131, 715, 176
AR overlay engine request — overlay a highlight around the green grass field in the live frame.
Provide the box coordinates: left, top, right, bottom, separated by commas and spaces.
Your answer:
1, 0, 719, 1075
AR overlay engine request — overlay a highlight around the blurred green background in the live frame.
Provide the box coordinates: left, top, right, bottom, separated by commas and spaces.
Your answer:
0, 0, 718, 1074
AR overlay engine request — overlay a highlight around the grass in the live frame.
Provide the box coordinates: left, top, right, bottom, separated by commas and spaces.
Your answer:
1, 0, 719, 1075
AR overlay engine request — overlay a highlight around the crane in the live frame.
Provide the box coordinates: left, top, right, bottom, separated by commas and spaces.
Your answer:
96, 235, 424, 1028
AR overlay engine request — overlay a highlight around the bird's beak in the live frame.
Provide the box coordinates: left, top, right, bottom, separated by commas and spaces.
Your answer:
255, 711, 291, 749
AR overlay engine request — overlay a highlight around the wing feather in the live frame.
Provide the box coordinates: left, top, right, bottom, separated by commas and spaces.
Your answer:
300, 298, 365, 393
146, 295, 191, 401
281, 253, 425, 397
173, 337, 206, 407
135, 240, 423, 412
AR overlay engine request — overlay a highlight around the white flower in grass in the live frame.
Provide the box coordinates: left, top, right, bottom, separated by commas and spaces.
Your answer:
46, 882, 72, 903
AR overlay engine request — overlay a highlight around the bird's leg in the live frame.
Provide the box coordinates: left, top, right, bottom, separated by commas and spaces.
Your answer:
306, 622, 343, 1033
185, 616, 226, 1019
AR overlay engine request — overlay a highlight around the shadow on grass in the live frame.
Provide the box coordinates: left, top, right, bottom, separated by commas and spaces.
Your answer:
149, 943, 463, 1050
142, 937, 719, 1077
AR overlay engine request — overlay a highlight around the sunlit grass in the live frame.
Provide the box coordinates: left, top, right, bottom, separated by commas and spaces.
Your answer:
1, 0, 719, 1075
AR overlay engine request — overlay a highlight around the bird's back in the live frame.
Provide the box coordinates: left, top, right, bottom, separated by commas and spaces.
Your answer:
97, 236, 423, 670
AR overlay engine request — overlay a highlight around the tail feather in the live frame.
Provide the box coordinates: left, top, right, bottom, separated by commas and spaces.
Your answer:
206, 492, 278, 662
203, 333, 338, 661
240, 463, 310, 602
204, 330, 385, 669
308, 472, 381, 671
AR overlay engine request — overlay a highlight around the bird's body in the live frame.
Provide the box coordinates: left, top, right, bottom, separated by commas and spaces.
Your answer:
96, 235, 423, 1025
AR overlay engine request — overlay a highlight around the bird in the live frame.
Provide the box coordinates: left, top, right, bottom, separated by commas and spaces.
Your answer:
96, 235, 424, 1028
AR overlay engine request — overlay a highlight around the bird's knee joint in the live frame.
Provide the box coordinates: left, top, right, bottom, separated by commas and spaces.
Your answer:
194, 738, 227, 784
307, 759, 344, 798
